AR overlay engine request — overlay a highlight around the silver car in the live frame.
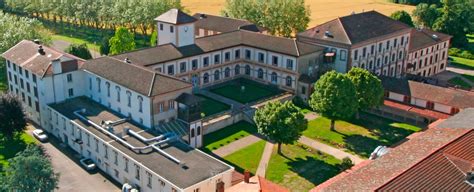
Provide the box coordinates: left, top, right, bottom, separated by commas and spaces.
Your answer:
80, 158, 97, 171
32, 129, 48, 142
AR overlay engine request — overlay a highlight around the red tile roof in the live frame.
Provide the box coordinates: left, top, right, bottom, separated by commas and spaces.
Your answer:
384, 100, 451, 120
313, 128, 472, 191
258, 176, 289, 192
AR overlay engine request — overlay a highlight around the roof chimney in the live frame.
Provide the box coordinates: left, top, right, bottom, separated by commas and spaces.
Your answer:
124, 57, 131, 64
199, 13, 206, 19
38, 45, 45, 55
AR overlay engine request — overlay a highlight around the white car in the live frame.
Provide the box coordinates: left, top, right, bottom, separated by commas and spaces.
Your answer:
80, 158, 96, 171
32, 129, 48, 142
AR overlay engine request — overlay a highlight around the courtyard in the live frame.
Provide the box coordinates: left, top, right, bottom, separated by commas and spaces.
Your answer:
209, 78, 284, 104
195, 94, 231, 117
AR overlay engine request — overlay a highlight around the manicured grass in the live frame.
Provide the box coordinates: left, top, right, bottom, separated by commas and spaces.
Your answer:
202, 121, 257, 152
461, 74, 474, 83
449, 56, 474, 70
52, 34, 100, 52
223, 140, 266, 174
448, 77, 472, 89
266, 143, 342, 192
303, 114, 422, 158
0, 133, 38, 171
210, 78, 282, 104
195, 94, 230, 117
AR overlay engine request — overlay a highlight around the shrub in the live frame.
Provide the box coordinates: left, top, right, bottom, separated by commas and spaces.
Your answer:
339, 157, 354, 171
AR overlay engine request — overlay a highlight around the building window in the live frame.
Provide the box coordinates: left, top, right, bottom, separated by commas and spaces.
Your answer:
245, 65, 251, 75
7, 61, 10, 68
95, 138, 99, 152
394, 38, 398, 47
114, 151, 118, 165
8, 72, 11, 81
272, 56, 278, 66
126, 91, 132, 107
27, 96, 31, 107
193, 188, 200, 192
214, 54, 220, 64
116, 86, 121, 102
13, 64, 16, 72
235, 65, 240, 75
245, 49, 251, 60
104, 144, 108, 159
362, 47, 366, 57
340, 50, 347, 61
159, 23, 163, 31
26, 83, 30, 93
167, 65, 174, 75
180, 62, 186, 73
67, 74, 73, 82
89, 78, 92, 90
106, 82, 110, 97
25, 70, 29, 79
401, 36, 405, 45
257, 68, 264, 79
386, 40, 390, 49
192, 59, 198, 70
114, 169, 119, 178
384, 56, 388, 65
370, 45, 375, 55
170, 26, 174, 33
286, 59, 294, 70
235, 50, 241, 59
135, 164, 140, 180
214, 70, 220, 81
391, 53, 396, 62
286, 76, 292, 87
203, 73, 209, 84
96, 78, 101, 92
271, 72, 277, 84
32, 74, 36, 83
224, 52, 230, 62
124, 158, 129, 172
147, 172, 152, 188
258, 53, 265, 63
169, 100, 175, 109
399, 51, 403, 59
301, 86, 306, 94
138, 96, 143, 113
354, 50, 358, 60
68, 88, 74, 97
20, 79, 24, 89
35, 101, 39, 112
203, 57, 209, 67
224, 68, 230, 78
159, 102, 164, 112
21, 93, 25, 102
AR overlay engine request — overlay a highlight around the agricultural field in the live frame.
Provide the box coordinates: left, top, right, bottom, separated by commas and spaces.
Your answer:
182, 0, 415, 27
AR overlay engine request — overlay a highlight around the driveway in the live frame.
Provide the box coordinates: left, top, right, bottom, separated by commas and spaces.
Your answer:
26, 126, 120, 192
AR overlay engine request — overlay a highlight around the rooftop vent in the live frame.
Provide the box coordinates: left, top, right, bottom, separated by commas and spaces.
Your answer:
124, 57, 131, 64
324, 31, 333, 38
432, 34, 439, 39
199, 13, 206, 19
466, 170, 474, 186
38, 45, 45, 55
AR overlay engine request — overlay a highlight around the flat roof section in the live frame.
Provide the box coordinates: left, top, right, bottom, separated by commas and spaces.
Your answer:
49, 97, 232, 189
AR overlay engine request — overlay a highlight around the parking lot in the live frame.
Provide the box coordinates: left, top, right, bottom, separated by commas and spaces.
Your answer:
27, 126, 120, 192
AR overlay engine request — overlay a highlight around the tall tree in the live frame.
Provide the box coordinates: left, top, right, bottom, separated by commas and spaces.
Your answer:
412, 3, 440, 28
390, 10, 415, 27
346, 68, 384, 118
0, 94, 26, 139
433, 0, 474, 47
222, 0, 310, 37
309, 71, 358, 131
109, 27, 135, 55
254, 101, 307, 154
100, 36, 111, 56
65, 43, 92, 60
1, 145, 59, 191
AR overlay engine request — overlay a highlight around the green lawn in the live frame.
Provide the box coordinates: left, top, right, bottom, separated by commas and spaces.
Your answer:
52, 34, 100, 52
449, 56, 474, 70
266, 143, 342, 192
202, 121, 258, 152
0, 133, 38, 171
195, 94, 230, 117
448, 76, 472, 89
210, 78, 283, 104
303, 114, 422, 158
461, 74, 474, 83
223, 140, 266, 174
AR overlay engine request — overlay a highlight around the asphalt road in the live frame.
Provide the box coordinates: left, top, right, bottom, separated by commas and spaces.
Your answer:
27, 126, 120, 192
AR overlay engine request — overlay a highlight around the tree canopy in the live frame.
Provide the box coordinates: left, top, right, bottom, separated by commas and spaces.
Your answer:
390, 10, 415, 27
254, 101, 307, 154
433, 0, 474, 47
412, 3, 440, 28
309, 71, 358, 130
0, 94, 27, 139
65, 43, 92, 60
221, 0, 311, 37
99, 36, 110, 56
1, 145, 59, 191
109, 27, 136, 55
346, 68, 384, 113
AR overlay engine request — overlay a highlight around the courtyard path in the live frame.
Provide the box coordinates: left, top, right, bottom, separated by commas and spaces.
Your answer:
299, 136, 365, 164
255, 141, 275, 177
212, 134, 262, 157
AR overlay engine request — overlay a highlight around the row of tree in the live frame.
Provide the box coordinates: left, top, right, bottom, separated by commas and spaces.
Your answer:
255, 68, 384, 154
2, 0, 182, 35
389, 0, 441, 6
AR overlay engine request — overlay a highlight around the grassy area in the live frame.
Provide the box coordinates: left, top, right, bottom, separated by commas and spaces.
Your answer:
195, 94, 230, 117
461, 74, 474, 83
0, 133, 38, 171
52, 34, 100, 52
223, 140, 266, 174
202, 121, 257, 152
448, 77, 472, 89
449, 56, 474, 70
210, 78, 282, 104
266, 143, 342, 192
303, 114, 422, 158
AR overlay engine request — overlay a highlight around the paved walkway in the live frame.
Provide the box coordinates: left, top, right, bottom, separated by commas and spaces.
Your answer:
212, 134, 262, 157
255, 142, 275, 177
299, 136, 365, 164
447, 66, 474, 75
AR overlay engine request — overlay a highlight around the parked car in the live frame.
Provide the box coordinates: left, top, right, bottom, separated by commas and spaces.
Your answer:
80, 158, 96, 171
32, 129, 48, 142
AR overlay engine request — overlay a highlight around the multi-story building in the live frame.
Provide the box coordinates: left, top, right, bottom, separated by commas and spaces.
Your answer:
297, 11, 452, 78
